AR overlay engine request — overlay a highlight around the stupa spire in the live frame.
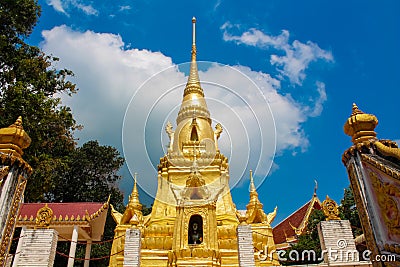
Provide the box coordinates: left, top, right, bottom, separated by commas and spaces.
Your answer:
184, 17, 203, 97
176, 17, 211, 125
249, 170, 259, 203
129, 172, 141, 206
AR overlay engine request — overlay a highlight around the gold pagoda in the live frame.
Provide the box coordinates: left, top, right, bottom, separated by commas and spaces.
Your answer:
109, 18, 278, 267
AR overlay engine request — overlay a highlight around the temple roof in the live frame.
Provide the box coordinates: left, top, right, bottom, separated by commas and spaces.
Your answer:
17, 202, 109, 241
273, 194, 321, 248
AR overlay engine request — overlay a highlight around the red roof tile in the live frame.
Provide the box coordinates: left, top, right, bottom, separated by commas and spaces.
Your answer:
18, 202, 106, 220
273, 197, 321, 245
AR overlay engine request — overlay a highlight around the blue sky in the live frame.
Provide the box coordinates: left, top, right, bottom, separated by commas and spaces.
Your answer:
30, 0, 400, 225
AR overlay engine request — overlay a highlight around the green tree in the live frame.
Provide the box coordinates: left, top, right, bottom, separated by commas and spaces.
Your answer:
51, 141, 124, 267
1, 1, 126, 266
283, 209, 325, 265
0, 0, 78, 203
340, 187, 363, 237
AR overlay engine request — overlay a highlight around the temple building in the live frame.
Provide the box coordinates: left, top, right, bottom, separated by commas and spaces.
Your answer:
273, 190, 321, 250
0, 18, 392, 267
15, 202, 109, 267
109, 18, 279, 267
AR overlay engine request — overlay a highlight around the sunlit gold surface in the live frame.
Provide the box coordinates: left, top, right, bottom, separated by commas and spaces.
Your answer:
109, 18, 278, 267
344, 103, 378, 145
35, 204, 53, 228
343, 104, 400, 266
0, 116, 31, 158
322, 195, 340, 221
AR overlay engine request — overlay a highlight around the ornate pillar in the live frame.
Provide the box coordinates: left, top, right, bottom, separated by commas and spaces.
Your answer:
0, 117, 31, 266
67, 225, 79, 267
343, 104, 400, 266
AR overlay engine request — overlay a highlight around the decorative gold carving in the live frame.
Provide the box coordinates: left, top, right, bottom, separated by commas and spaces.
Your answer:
322, 195, 340, 220
110, 18, 278, 267
214, 123, 223, 151
165, 121, 175, 150
345, 162, 384, 266
369, 170, 400, 235
0, 176, 27, 266
0, 154, 32, 175
375, 140, 400, 161
0, 166, 9, 188
362, 154, 400, 181
35, 204, 53, 228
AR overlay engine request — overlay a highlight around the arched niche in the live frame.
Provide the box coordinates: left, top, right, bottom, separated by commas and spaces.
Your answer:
188, 214, 203, 245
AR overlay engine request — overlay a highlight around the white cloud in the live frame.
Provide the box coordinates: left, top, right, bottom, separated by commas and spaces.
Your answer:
270, 40, 333, 85
119, 5, 131, 12
308, 81, 327, 117
47, 0, 67, 15
46, 0, 98, 16
41, 25, 322, 196
71, 0, 98, 16
221, 23, 333, 85
41, 25, 173, 147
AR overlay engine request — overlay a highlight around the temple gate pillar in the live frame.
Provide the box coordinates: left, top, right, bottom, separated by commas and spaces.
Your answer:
0, 117, 31, 266
67, 225, 79, 267
84, 240, 92, 267
13, 229, 58, 267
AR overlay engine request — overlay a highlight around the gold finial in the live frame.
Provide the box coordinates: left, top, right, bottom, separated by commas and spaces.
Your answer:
192, 17, 196, 46
322, 195, 340, 220
344, 103, 378, 144
0, 116, 31, 158
183, 17, 203, 97
249, 170, 256, 192
249, 169, 259, 203
132, 173, 139, 201
15, 116, 22, 127
246, 169, 271, 224
352, 103, 362, 115
119, 172, 143, 225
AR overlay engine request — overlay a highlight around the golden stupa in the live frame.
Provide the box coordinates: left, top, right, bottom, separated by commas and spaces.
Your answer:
109, 18, 278, 267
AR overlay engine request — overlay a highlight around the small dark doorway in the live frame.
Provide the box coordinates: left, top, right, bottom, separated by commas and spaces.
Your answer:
188, 215, 203, 245
190, 124, 199, 141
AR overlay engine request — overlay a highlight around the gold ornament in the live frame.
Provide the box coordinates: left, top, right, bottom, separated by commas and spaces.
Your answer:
322, 195, 340, 220
35, 204, 53, 228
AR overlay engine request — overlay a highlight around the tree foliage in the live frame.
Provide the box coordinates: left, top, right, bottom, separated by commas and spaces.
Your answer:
283, 209, 325, 265
1, 1, 126, 266
339, 187, 363, 237
0, 0, 79, 203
